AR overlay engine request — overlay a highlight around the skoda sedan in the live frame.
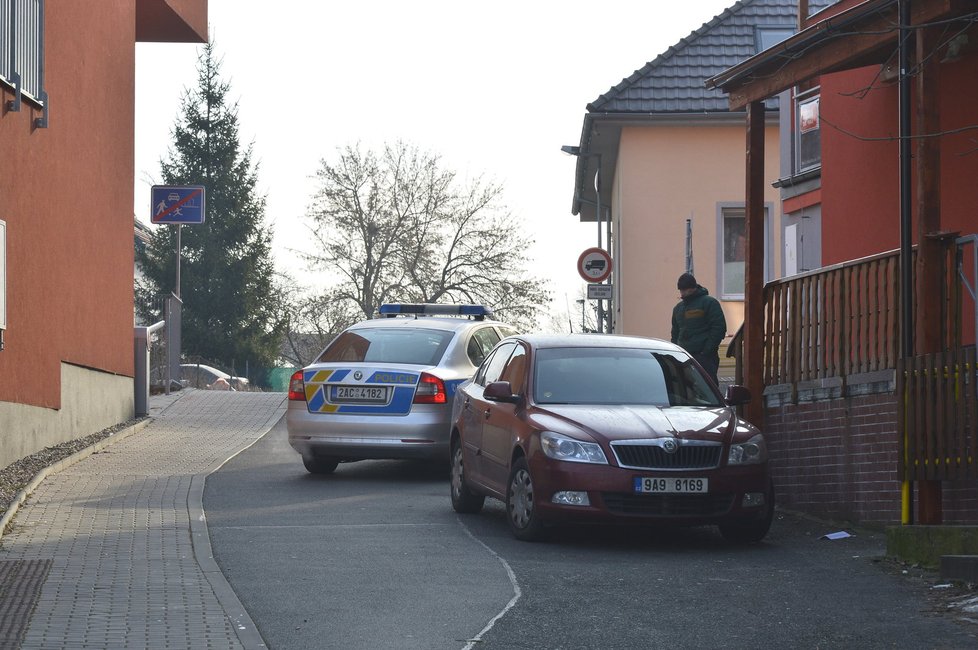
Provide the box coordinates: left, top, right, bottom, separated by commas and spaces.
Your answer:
287, 304, 516, 473
449, 334, 774, 542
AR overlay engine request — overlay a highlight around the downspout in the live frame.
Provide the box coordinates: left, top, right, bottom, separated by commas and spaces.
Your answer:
898, 0, 914, 525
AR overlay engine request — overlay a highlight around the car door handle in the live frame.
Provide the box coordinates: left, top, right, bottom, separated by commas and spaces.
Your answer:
484, 409, 491, 420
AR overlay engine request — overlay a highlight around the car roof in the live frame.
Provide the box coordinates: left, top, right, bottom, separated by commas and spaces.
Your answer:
507, 333, 685, 353
348, 316, 509, 333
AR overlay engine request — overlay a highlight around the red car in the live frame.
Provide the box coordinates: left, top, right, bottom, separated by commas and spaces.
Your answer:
449, 334, 774, 542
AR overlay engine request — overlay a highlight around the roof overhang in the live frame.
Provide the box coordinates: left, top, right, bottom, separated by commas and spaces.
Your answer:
568, 111, 778, 221
136, 0, 208, 43
706, 0, 973, 110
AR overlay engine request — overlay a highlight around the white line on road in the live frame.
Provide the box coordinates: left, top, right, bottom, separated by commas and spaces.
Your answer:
456, 516, 522, 650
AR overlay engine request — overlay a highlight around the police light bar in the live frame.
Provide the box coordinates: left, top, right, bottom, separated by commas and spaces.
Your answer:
378, 303, 494, 320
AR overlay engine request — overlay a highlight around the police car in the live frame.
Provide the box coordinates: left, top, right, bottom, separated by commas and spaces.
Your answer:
287, 304, 518, 473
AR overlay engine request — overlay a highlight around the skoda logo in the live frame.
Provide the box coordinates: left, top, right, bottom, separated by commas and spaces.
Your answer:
353, 371, 363, 381
662, 439, 679, 454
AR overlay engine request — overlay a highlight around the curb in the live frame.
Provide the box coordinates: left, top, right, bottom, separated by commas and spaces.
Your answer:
0, 417, 153, 541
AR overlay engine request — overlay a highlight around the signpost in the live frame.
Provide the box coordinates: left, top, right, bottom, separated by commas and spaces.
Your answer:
151, 185, 205, 225
577, 247, 612, 283
149, 185, 204, 396
577, 247, 613, 333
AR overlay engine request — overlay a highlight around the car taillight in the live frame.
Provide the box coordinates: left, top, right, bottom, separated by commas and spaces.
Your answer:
288, 370, 306, 401
413, 372, 446, 404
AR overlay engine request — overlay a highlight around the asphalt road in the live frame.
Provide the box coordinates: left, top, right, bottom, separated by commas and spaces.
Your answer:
203, 417, 978, 650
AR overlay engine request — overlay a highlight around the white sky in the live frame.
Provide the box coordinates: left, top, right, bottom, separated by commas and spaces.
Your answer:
134, 0, 734, 322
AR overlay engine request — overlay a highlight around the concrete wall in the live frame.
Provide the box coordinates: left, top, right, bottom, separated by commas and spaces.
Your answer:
0, 1, 205, 469
0, 364, 133, 468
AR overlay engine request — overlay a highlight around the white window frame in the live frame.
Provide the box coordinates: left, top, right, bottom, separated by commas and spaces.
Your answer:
716, 203, 772, 301
795, 89, 821, 172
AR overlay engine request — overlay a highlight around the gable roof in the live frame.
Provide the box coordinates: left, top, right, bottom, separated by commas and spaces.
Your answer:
587, 0, 833, 115
567, 0, 834, 220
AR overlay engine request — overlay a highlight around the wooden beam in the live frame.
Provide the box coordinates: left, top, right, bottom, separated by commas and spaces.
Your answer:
721, 0, 966, 110
914, 24, 945, 525
744, 102, 766, 426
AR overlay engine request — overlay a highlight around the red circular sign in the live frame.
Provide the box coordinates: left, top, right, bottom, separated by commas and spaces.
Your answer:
577, 247, 613, 283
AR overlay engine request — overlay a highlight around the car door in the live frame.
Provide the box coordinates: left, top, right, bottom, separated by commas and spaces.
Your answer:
461, 342, 516, 485
480, 342, 528, 493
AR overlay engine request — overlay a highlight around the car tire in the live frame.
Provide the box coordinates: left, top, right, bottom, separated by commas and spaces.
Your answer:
506, 457, 547, 542
450, 439, 485, 514
718, 479, 775, 544
302, 455, 339, 474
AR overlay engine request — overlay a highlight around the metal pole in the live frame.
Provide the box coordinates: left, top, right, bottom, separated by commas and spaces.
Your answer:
898, 0, 914, 525
594, 159, 603, 333
899, 0, 913, 360
175, 224, 182, 300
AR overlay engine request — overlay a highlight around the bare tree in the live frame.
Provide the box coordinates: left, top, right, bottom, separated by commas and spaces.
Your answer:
304, 141, 550, 329
278, 281, 359, 367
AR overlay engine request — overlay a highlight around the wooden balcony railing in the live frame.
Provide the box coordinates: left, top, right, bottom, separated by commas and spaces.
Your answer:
762, 249, 905, 387
897, 347, 978, 481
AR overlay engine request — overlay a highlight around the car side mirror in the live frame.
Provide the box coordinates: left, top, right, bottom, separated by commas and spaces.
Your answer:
725, 384, 752, 406
484, 380, 519, 403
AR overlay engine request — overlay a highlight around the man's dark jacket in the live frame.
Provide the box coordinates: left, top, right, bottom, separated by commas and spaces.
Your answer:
670, 286, 726, 358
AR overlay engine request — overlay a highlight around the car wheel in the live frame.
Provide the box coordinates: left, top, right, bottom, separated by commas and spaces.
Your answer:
302, 455, 339, 474
506, 457, 547, 542
450, 440, 485, 514
718, 480, 775, 544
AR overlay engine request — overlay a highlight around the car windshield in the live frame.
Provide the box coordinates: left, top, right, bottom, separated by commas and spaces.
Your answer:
533, 347, 722, 407
317, 327, 453, 366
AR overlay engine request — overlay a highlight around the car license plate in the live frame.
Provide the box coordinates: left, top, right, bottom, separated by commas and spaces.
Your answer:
329, 385, 391, 404
634, 477, 708, 494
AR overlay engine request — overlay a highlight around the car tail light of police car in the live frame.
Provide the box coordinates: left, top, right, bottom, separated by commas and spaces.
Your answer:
288, 370, 305, 401
413, 372, 447, 404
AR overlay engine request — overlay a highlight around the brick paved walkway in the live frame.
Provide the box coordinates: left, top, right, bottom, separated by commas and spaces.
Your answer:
0, 390, 286, 649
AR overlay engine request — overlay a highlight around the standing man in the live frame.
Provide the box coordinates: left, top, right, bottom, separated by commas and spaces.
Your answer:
671, 273, 727, 386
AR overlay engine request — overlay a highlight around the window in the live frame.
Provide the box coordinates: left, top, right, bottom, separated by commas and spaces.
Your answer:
1, 0, 47, 123
318, 328, 453, 366
498, 344, 527, 395
479, 342, 516, 387
466, 327, 501, 367
721, 208, 747, 299
718, 204, 771, 300
796, 92, 820, 171
755, 26, 794, 53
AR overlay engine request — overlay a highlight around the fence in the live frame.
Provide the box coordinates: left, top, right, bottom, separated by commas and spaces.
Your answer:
897, 347, 978, 481
762, 249, 904, 387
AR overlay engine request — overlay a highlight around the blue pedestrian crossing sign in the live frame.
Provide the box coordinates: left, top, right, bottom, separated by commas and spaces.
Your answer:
151, 185, 206, 224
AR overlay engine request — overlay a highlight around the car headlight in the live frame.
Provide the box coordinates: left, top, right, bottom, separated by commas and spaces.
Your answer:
540, 431, 607, 464
728, 433, 768, 465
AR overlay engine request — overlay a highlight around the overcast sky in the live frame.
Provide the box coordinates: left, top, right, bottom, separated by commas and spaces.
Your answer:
134, 0, 735, 323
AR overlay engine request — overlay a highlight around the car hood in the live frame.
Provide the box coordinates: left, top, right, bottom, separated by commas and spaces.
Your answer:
529, 404, 744, 444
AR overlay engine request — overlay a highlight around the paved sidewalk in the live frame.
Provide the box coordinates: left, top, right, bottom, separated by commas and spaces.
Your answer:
0, 389, 286, 649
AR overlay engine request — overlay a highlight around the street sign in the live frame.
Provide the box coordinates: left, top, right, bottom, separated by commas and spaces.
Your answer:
587, 284, 613, 300
151, 185, 206, 224
577, 247, 613, 283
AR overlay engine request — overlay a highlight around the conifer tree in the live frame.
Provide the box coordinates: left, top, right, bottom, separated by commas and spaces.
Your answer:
136, 43, 284, 380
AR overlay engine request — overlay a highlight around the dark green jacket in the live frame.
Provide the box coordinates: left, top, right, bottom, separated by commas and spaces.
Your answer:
670, 286, 727, 358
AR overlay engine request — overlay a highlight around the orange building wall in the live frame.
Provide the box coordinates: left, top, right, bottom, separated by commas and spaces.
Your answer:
613, 122, 781, 341
1, 2, 138, 409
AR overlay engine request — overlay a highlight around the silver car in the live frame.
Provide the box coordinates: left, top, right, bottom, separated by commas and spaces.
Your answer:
287, 304, 517, 473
